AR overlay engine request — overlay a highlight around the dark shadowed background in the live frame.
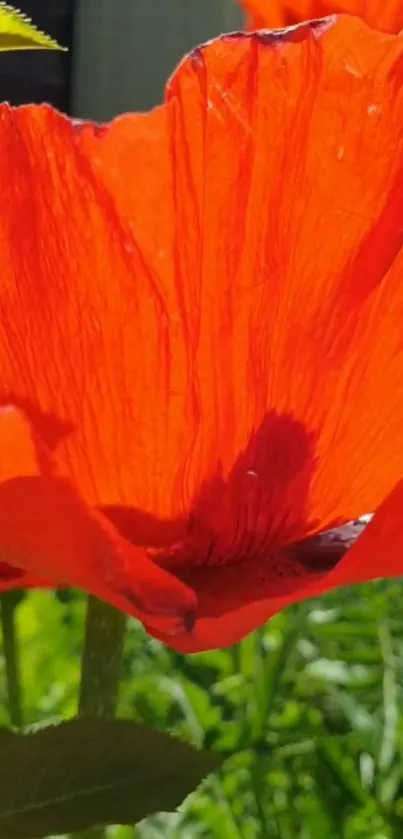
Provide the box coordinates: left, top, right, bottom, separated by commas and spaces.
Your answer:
1, 1, 244, 116
0, 0, 74, 110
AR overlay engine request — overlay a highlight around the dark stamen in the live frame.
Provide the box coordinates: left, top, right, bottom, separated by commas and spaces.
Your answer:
287, 518, 371, 572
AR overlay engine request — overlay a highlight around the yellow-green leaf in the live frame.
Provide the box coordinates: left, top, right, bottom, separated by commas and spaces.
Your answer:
0, 3, 65, 52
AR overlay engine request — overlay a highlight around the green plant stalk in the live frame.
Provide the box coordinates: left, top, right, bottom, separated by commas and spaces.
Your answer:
75, 595, 127, 839
0, 592, 22, 728
78, 595, 126, 718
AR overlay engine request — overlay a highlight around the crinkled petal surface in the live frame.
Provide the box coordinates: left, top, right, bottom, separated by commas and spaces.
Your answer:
0, 406, 197, 633
1, 17, 403, 650
239, 0, 403, 33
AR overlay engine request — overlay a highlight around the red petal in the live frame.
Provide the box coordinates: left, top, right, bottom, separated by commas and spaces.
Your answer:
0, 565, 45, 593
1, 18, 403, 648
316, 482, 403, 588
150, 486, 403, 652
149, 17, 403, 648
238, 0, 288, 28
239, 1, 403, 34
156, 18, 403, 545
0, 406, 196, 632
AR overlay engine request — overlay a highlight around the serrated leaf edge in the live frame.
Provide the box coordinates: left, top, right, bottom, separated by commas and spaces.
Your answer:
0, 2, 67, 50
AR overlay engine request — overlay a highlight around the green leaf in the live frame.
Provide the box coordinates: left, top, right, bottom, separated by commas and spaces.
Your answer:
0, 718, 221, 838
0, 726, 19, 750
0, 3, 65, 51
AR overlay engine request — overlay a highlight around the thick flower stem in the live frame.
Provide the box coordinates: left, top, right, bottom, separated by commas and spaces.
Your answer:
0, 592, 22, 729
78, 595, 126, 718
74, 595, 127, 839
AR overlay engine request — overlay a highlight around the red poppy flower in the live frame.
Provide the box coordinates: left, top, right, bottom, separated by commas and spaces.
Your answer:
1, 15, 403, 652
239, 0, 403, 32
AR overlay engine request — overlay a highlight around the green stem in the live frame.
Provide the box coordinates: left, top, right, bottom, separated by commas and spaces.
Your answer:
0, 592, 22, 728
78, 595, 126, 718
74, 595, 127, 839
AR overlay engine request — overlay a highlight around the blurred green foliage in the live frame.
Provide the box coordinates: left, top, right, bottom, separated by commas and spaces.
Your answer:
3, 580, 403, 839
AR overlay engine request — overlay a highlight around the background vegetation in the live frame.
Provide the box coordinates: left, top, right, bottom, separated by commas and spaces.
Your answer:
4, 579, 403, 839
